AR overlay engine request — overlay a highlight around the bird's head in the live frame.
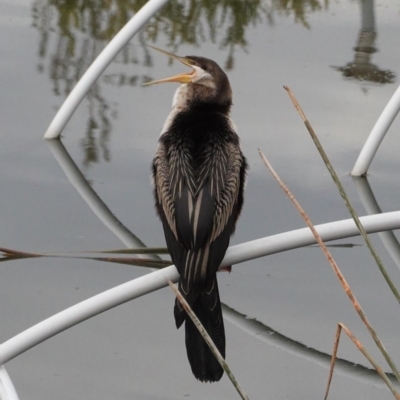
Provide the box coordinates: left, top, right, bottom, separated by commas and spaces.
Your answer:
144, 46, 232, 110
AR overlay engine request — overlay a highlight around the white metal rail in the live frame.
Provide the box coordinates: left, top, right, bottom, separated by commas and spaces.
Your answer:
352, 84, 400, 176
1, 210, 400, 366
43, 0, 170, 139
0, 366, 19, 400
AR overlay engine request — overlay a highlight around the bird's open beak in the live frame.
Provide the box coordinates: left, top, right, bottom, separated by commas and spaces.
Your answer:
143, 46, 195, 86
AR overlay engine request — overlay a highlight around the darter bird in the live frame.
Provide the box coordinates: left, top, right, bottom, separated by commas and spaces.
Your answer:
145, 46, 247, 382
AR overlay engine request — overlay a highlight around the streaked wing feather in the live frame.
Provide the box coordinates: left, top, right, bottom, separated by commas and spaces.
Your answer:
153, 142, 177, 240
154, 125, 245, 286
211, 142, 244, 241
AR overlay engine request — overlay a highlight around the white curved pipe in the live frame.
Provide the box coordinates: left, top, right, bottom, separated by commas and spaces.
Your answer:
352, 84, 400, 176
1, 211, 400, 365
353, 177, 400, 271
0, 366, 19, 400
43, 0, 170, 139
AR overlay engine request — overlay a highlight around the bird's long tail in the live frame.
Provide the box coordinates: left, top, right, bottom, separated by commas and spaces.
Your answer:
174, 277, 225, 382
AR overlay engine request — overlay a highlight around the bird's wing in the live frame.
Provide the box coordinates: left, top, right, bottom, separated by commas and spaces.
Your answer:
153, 136, 245, 269
170, 141, 215, 250
173, 139, 245, 251
153, 141, 178, 240
153, 139, 206, 249
154, 136, 244, 246
210, 141, 244, 241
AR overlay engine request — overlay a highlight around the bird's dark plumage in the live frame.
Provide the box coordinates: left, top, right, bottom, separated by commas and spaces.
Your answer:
150, 50, 247, 382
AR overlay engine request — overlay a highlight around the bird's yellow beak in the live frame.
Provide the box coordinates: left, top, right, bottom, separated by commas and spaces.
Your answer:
143, 46, 195, 86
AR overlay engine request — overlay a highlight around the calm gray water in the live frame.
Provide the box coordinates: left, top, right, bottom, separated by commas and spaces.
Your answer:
1, 0, 400, 399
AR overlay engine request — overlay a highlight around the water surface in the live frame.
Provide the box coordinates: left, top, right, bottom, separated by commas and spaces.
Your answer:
1, 1, 400, 399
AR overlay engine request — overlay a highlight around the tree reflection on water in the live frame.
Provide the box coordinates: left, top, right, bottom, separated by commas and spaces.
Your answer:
32, 0, 381, 166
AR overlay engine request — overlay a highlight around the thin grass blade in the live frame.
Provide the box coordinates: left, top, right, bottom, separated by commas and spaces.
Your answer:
324, 324, 342, 400
86, 256, 171, 269
0, 247, 40, 257
309, 243, 361, 248
0, 246, 171, 269
87, 247, 169, 255
283, 85, 400, 304
167, 280, 250, 400
325, 323, 400, 400
258, 149, 400, 382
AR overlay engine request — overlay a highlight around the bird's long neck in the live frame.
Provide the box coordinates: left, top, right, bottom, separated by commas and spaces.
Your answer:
160, 84, 231, 135
173, 84, 231, 114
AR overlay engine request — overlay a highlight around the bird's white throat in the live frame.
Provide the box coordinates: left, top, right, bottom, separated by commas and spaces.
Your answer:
160, 84, 192, 135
